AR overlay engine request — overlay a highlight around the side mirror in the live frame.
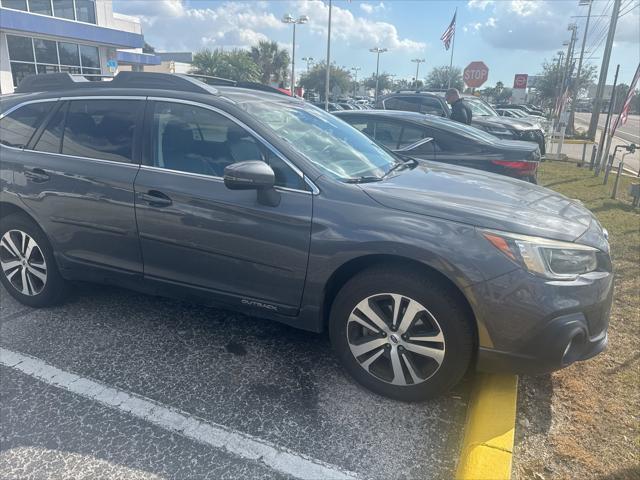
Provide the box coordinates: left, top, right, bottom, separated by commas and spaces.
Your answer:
224, 161, 275, 190
224, 161, 280, 207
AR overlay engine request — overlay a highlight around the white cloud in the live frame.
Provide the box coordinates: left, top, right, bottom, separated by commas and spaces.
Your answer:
360, 2, 386, 14
113, 1, 285, 51
292, 0, 425, 52
467, 0, 576, 51
467, 0, 494, 10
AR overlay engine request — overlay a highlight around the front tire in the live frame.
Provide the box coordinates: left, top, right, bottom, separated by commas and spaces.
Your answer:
0, 213, 67, 307
329, 267, 474, 401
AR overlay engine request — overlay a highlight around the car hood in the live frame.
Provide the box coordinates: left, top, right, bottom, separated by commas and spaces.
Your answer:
360, 162, 597, 243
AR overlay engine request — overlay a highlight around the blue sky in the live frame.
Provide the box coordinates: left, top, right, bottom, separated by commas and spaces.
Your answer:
113, 1, 640, 87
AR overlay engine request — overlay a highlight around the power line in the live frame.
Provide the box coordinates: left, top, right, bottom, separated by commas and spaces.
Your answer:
619, 0, 639, 17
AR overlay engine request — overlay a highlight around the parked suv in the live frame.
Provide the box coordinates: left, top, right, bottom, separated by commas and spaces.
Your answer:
377, 91, 546, 155
1, 73, 612, 401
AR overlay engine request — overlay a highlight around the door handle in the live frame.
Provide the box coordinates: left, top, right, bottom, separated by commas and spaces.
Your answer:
24, 168, 50, 183
140, 190, 172, 207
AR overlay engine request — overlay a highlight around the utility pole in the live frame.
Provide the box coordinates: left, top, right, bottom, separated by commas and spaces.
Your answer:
411, 58, 425, 88
324, 0, 332, 110
588, 0, 622, 139
369, 47, 388, 104
555, 26, 577, 156
351, 66, 361, 97
302, 57, 314, 72
568, 0, 594, 135
595, 64, 620, 175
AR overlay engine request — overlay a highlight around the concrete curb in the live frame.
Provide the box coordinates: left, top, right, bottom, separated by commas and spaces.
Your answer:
456, 374, 518, 480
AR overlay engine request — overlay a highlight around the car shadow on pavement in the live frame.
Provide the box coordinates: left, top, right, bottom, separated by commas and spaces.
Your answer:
1, 282, 470, 480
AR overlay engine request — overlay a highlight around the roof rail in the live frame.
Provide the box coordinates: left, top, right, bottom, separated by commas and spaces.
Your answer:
14, 72, 219, 95
184, 73, 236, 86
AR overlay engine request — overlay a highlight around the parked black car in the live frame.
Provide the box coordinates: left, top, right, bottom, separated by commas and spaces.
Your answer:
377, 91, 546, 155
334, 110, 540, 182
0, 73, 612, 401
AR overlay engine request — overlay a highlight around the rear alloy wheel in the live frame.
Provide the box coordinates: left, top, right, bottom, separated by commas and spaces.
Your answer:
0, 214, 67, 307
1, 229, 48, 296
330, 267, 474, 401
347, 294, 445, 386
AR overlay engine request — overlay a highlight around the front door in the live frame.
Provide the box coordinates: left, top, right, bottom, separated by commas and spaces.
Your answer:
134, 100, 313, 314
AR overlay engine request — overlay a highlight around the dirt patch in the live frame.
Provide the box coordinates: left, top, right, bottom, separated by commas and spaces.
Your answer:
513, 161, 640, 480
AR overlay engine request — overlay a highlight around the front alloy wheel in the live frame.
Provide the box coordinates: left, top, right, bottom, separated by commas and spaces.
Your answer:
347, 294, 445, 386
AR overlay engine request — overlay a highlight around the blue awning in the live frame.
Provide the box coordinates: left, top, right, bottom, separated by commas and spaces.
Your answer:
0, 7, 143, 48
117, 50, 161, 65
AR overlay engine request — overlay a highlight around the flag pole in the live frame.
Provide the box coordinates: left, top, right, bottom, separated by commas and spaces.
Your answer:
324, 0, 332, 111
447, 8, 457, 89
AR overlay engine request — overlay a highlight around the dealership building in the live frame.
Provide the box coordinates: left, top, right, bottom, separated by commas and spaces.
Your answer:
0, 0, 159, 94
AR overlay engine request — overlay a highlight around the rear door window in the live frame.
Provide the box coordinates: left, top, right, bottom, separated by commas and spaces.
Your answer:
62, 99, 142, 163
373, 121, 402, 149
0, 102, 54, 148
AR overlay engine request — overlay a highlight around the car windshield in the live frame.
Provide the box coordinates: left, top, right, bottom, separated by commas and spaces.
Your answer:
466, 98, 498, 116
237, 99, 400, 181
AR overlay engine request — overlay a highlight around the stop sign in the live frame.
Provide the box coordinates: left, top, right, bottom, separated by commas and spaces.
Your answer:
463, 61, 489, 88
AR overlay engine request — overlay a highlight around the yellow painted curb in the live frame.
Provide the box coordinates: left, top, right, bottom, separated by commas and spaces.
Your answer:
456, 374, 518, 480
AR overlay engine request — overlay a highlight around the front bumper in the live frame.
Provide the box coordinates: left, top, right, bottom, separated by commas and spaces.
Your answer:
465, 268, 613, 375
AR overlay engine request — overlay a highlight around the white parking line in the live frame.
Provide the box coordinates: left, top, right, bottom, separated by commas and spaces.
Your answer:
0, 347, 359, 480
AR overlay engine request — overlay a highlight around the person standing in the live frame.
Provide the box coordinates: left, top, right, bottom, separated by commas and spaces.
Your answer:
445, 88, 472, 125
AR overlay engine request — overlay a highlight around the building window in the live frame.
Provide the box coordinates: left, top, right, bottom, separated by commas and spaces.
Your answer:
51, 0, 74, 20
0, 0, 96, 24
27, 0, 52, 15
75, 0, 95, 24
7, 35, 34, 62
6, 35, 101, 87
1, 0, 28, 11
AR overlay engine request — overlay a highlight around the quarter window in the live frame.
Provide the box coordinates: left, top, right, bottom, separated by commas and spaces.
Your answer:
34, 103, 66, 153
0, 102, 54, 148
151, 102, 306, 190
62, 100, 141, 163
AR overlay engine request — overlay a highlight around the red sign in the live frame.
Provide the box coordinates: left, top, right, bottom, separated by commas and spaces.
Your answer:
463, 61, 489, 88
513, 74, 528, 89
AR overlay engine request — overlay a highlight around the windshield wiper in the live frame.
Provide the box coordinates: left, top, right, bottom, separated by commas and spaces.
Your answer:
383, 158, 418, 178
344, 176, 384, 183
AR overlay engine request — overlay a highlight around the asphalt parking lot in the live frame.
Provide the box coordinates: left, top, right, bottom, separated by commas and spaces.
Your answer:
0, 282, 469, 479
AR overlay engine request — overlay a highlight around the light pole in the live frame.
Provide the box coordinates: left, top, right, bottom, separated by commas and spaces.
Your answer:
369, 47, 387, 103
411, 58, 425, 88
282, 14, 309, 96
351, 66, 361, 97
302, 56, 314, 72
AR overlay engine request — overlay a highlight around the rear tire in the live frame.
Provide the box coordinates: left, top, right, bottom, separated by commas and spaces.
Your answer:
0, 213, 68, 307
329, 266, 474, 401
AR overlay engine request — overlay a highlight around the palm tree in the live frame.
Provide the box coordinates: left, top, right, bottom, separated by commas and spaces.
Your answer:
250, 41, 290, 85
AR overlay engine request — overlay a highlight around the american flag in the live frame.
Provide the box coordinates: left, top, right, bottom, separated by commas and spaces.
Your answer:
441, 11, 456, 50
611, 63, 640, 135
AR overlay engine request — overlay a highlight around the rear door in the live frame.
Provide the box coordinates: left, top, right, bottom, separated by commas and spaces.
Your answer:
15, 97, 145, 277
133, 99, 312, 314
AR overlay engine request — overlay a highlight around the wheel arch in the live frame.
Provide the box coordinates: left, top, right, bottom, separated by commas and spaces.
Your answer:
321, 254, 478, 344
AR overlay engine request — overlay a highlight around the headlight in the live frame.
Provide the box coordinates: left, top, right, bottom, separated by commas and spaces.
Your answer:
485, 126, 513, 135
481, 229, 599, 280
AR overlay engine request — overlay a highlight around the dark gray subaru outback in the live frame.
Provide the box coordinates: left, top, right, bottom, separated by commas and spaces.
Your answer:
0, 73, 612, 401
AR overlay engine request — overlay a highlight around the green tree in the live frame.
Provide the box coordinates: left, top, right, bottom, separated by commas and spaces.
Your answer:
190, 48, 261, 82
425, 66, 463, 91
250, 40, 290, 85
298, 63, 351, 100
363, 72, 394, 95
532, 55, 597, 109
612, 83, 630, 114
